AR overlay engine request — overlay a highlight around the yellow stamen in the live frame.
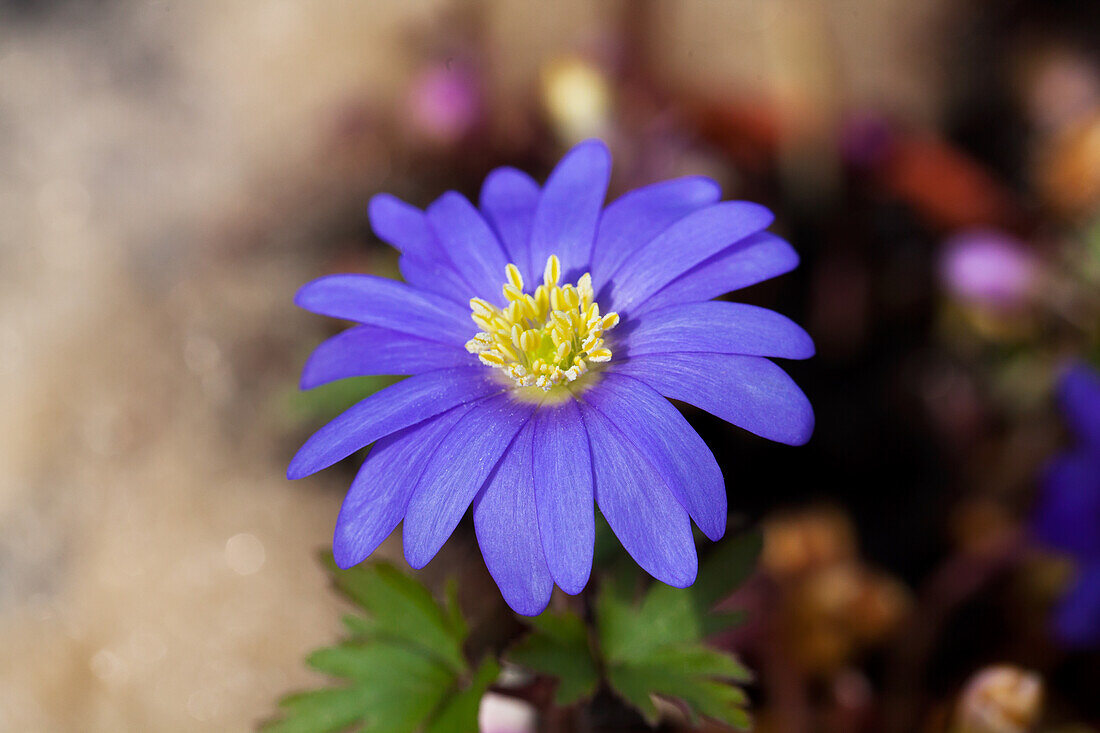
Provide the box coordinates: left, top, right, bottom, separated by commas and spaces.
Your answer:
543, 254, 561, 287
505, 263, 524, 291
467, 255, 620, 392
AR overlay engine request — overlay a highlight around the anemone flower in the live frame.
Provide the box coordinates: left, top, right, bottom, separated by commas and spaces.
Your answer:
1034, 363, 1100, 646
289, 139, 814, 615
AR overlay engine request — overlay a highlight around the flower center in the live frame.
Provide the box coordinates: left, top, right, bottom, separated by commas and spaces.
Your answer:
465, 254, 620, 392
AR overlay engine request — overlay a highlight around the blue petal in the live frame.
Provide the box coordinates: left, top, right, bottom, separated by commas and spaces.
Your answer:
590, 176, 721, 290
295, 274, 471, 345
472, 420, 554, 615
531, 400, 595, 594
603, 201, 774, 313
529, 139, 611, 278
618, 301, 815, 361
368, 194, 481, 303
1060, 364, 1100, 450
479, 167, 540, 283
426, 192, 511, 303
300, 325, 473, 388
368, 193, 444, 260
1053, 562, 1100, 648
287, 367, 502, 479
634, 232, 800, 315
403, 394, 537, 569
1034, 452, 1100, 559
579, 402, 698, 588
583, 374, 726, 541
612, 353, 814, 446
333, 405, 473, 569
398, 254, 474, 305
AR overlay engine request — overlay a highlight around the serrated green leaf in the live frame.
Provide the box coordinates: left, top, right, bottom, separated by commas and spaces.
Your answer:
598, 530, 761, 665
507, 610, 600, 705
597, 576, 706, 664
324, 557, 467, 673
605, 664, 661, 724
307, 642, 454, 689
265, 687, 367, 733
425, 657, 501, 733
607, 663, 750, 730
266, 560, 487, 733
267, 643, 456, 733
594, 531, 760, 730
638, 644, 753, 683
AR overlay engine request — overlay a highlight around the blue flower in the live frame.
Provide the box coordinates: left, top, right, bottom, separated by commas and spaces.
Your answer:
1034, 363, 1100, 646
289, 140, 814, 615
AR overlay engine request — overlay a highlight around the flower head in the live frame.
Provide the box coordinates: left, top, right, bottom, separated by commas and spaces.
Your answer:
407, 63, 483, 145
1033, 363, 1100, 646
290, 139, 814, 615
939, 229, 1039, 311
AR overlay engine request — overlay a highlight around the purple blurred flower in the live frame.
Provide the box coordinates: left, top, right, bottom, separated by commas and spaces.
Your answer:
839, 111, 894, 169
939, 229, 1039, 310
1034, 363, 1100, 646
289, 140, 814, 615
407, 63, 482, 144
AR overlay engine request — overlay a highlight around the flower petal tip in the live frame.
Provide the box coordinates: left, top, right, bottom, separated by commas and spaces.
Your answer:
572, 137, 612, 159
684, 174, 722, 201
555, 575, 592, 597
403, 543, 434, 571
507, 596, 553, 617
664, 566, 699, 590
286, 445, 324, 480
700, 521, 727, 544
789, 418, 816, 446
366, 191, 397, 218
331, 547, 362, 571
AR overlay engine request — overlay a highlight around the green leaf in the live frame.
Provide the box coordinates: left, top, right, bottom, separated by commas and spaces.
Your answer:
692, 529, 762, 610
265, 688, 368, 733
605, 659, 752, 730
700, 610, 749, 638
324, 556, 467, 673
603, 664, 660, 724
441, 578, 467, 642
307, 642, 454, 689
340, 613, 374, 638
593, 530, 760, 730
264, 560, 491, 733
607, 662, 745, 725
507, 610, 600, 705
638, 643, 753, 683
425, 657, 501, 733
288, 375, 401, 423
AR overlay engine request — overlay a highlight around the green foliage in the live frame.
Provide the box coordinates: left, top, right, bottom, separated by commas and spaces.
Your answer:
288, 375, 401, 423
506, 610, 600, 706
263, 558, 496, 733
509, 530, 762, 730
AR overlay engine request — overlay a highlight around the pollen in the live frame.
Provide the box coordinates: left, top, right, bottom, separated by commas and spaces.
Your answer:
465, 255, 620, 392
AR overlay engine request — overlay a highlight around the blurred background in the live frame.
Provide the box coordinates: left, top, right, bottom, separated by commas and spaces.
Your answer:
1, 0, 1099, 731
